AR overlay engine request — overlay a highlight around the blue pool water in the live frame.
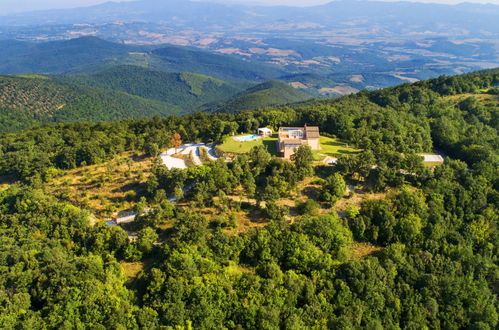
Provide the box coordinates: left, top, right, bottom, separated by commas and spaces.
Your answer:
235, 134, 259, 142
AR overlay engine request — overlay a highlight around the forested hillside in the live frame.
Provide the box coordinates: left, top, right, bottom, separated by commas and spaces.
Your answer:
204, 80, 313, 113
59, 65, 245, 110
0, 37, 134, 74
150, 46, 286, 82
0, 70, 314, 132
0, 69, 497, 328
0, 74, 182, 131
0, 37, 286, 82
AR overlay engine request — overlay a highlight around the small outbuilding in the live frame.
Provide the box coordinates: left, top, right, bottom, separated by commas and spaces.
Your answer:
258, 127, 273, 137
117, 214, 136, 224
421, 154, 444, 163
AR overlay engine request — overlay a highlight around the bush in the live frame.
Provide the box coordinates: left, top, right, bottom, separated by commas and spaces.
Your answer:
265, 201, 289, 221
298, 199, 320, 215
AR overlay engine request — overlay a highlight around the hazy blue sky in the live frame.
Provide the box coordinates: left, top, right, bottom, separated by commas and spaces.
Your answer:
1, 0, 498, 14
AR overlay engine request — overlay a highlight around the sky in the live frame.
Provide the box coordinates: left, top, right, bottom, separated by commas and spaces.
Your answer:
0, 0, 498, 14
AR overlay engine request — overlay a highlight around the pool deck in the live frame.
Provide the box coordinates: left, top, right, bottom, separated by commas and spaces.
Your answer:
233, 135, 262, 142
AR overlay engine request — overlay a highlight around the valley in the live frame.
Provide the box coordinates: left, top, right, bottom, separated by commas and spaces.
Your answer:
0, 1, 497, 328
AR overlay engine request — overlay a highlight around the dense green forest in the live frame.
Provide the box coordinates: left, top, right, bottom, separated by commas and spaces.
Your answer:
203, 80, 313, 113
0, 67, 315, 132
0, 69, 497, 328
0, 74, 183, 132
58, 66, 245, 110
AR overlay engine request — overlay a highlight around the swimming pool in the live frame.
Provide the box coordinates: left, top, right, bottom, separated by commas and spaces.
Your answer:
235, 134, 259, 142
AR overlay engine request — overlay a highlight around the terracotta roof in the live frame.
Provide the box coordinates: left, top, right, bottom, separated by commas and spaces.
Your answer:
282, 139, 303, 145
306, 131, 320, 138
305, 126, 320, 138
305, 126, 319, 131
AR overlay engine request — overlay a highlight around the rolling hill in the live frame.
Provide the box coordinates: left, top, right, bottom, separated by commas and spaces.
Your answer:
0, 37, 135, 75
149, 46, 286, 82
58, 65, 245, 111
0, 70, 313, 132
0, 37, 287, 82
203, 80, 314, 113
0, 74, 182, 132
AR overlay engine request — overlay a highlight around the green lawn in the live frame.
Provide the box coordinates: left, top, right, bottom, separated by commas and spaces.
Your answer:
219, 134, 278, 155
219, 135, 359, 159
313, 136, 361, 160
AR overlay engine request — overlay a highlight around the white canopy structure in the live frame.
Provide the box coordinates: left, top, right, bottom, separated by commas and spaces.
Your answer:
258, 127, 272, 136
421, 154, 444, 163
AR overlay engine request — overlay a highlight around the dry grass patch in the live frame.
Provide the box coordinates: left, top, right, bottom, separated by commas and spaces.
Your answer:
350, 242, 382, 260
444, 93, 498, 102
225, 210, 267, 235
0, 175, 15, 191
334, 186, 389, 214
47, 152, 154, 218
120, 262, 145, 279
224, 263, 255, 276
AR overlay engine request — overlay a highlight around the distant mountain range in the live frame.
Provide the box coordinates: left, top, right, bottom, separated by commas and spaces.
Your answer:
0, 1, 497, 93
0, 37, 286, 81
2, 0, 498, 39
2, 36, 495, 98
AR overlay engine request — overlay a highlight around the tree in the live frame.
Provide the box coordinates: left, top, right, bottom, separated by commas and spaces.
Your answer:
174, 185, 184, 201
292, 145, 314, 179
170, 132, 182, 152
265, 201, 288, 221
249, 145, 271, 174
137, 227, 158, 254
320, 173, 346, 204
134, 196, 147, 215
145, 142, 160, 157
298, 199, 320, 215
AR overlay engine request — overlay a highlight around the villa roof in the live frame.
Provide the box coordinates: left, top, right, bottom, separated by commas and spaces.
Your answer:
282, 139, 305, 145
305, 126, 319, 131
306, 131, 320, 138
305, 126, 320, 138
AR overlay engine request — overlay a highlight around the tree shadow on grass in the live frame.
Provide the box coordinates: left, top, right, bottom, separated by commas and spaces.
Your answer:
321, 140, 359, 155
262, 139, 278, 156
303, 186, 321, 200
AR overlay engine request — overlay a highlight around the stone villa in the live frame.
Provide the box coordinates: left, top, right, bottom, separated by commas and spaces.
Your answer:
278, 125, 320, 159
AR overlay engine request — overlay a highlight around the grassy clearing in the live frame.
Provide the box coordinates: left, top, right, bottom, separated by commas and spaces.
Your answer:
313, 136, 361, 160
224, 262, 255, 275
334, 185, 390, 214
423, 161, 445, 168
0, 175, 15, 191
219, 134, 278, 155
15, 74, 49, 80
47, 152, 153, 218
444, 93, 498, 102
120, 261, 145, 279
350, 242, 382, 260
